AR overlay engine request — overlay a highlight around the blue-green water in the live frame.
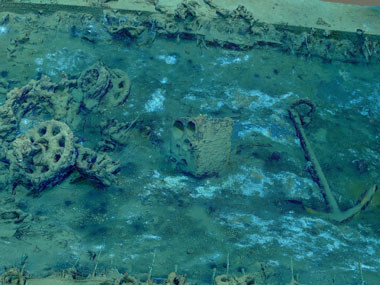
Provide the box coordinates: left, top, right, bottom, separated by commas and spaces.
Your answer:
0, 8, 380, 284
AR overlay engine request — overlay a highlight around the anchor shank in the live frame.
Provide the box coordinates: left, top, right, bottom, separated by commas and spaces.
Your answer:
289, 108, 341, 214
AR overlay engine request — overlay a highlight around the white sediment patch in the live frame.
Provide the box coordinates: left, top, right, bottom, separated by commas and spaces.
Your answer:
93, 244, 105, 251
144, 170, 188, 194
215, 54, 250, 66
141, 234, 161, 240
34, 58, 44, 72
148, 163, 316, 201
216, 57, 241, 65
199, 253, 221, 263
160, 77, 168, 84
343, 83, 380, 119
19, 118, 40, 134
68, 242, 81, 256
191, 180, 221, 198
161, 176, 188, 189
221, 206, 380, 272
158, 55, 177, 65
222, 165, 273, 197
268, 260, 280, 267
224, 87, 293, 111
34, 58, 44, 66
0, 26, 8, 34
144, 89, 165, 112
223, 88, 296, 143
270, 171, 318, 200
346, 262, 376, 272
41, 48, 92, 76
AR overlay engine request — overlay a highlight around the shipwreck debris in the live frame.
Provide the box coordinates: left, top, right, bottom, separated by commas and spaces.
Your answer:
76, 144, 120, 187
170, 114, 233, 177
288, 98, 378, 222
8, 120, 77, 193
6, 120, 120, 193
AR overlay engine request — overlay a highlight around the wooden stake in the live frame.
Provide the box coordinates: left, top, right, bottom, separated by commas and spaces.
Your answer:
226, 253, 230, 276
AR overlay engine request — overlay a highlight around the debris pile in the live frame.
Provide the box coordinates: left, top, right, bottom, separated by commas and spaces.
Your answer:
6, 120, 120, 192
0, 62, 129, 192
98, 0, 380, 63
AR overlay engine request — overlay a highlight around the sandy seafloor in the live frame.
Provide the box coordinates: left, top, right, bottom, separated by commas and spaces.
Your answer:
0, 10, 380, 284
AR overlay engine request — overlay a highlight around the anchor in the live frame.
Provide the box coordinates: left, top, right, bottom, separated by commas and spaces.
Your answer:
288, 99, 378, 223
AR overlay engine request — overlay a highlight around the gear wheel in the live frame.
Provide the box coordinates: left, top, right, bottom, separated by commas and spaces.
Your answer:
9, 120, 77, 192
